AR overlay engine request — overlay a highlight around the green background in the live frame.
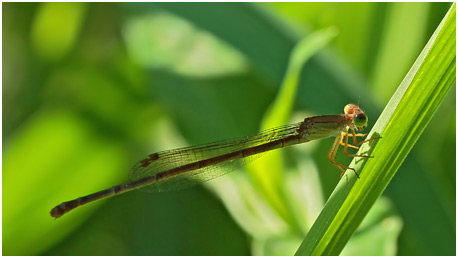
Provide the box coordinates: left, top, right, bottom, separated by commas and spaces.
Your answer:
3, 2, 455, 255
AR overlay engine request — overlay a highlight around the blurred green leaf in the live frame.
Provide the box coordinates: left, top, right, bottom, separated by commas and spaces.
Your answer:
122, 11, 248, 78
341, 197, 402, 255
3, 110, 127, 255
261, 27, 339, 129
371, 2, 431, 104
247, 28, 338, 232
31, 2, 87, 62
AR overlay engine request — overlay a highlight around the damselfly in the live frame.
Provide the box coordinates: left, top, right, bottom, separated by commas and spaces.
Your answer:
51, 104, 380, 218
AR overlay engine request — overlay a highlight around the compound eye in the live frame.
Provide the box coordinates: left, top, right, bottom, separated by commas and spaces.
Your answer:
354, 113, 368, 128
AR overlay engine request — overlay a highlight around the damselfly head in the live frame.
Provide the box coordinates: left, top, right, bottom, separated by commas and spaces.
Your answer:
344, 104, 368, 130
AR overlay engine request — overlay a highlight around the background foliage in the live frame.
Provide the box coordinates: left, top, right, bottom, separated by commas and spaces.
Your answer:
3, 2, 455, 255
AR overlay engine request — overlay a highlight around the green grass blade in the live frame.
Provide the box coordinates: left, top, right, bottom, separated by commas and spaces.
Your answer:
295, 3, 455, 255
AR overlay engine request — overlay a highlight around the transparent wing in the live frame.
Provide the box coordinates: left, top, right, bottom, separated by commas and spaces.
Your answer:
129, 122, 303, 192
